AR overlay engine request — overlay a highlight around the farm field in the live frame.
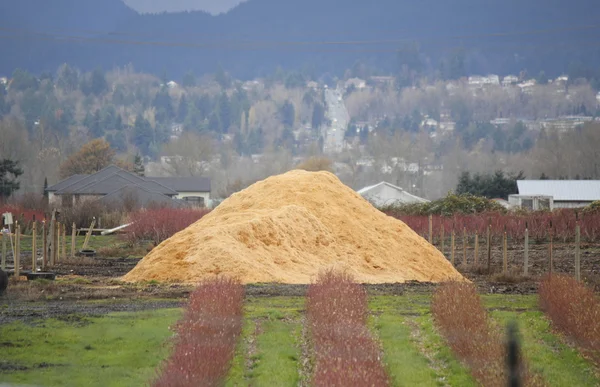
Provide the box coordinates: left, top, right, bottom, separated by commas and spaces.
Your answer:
2, 223, 600, 385
2, 280, 599, 386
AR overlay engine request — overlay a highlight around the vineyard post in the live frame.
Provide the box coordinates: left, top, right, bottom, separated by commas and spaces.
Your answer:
15, 222, 20, 279
71, 223, 76, 258
61, 224, 67, 261
440, 225, 445, 257
474, 231, 479, 266
56, 222, 61, 264
428, 214, 433, 244
462, 226, 467, 266
42, 221, 47, 270
575, 213, 581, 282
1, 230, 6, 271
451, 228, 456, 266
487, 220, 492, 273
503, 225, 508, 275
524, 222, 529, 277
549, 221, 554, 275
31, 221, 37, 273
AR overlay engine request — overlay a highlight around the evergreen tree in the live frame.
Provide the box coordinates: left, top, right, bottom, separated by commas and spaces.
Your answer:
0, 159, 23, 199
133, 114, 154, 155
133, 153, 145, 177
280, 100, 295, 128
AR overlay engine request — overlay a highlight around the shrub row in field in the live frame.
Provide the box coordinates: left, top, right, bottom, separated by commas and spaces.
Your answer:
307, 271, 389, 386
153, 277, 244, 387
391, 210, 600, 243
539, 275, 600, 365
432, 282, 538, 387
125, 208, 210, 245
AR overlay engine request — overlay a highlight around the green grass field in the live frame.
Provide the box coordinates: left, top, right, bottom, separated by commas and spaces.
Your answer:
1, 294, 598, 386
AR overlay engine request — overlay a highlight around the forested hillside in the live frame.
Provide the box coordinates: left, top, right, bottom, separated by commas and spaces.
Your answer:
1, 0, 600, 78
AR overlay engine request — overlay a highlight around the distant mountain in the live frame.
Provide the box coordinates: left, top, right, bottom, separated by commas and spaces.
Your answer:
1, 0, 600, 79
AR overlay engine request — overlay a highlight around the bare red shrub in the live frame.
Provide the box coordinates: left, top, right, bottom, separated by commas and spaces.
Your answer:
125, 208, 210, 245
307, 270, 389, 387
389, 210, 600, 244
539, 274, 600, 364
432, 282, 537, 387
152, 277, 244, 387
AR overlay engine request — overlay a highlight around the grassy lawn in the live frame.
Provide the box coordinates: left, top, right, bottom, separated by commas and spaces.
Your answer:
0, 308, 181, 387
2, 294, 599, 386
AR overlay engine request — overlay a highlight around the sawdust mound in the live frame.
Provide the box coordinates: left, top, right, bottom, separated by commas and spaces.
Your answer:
123, 170, 464, 284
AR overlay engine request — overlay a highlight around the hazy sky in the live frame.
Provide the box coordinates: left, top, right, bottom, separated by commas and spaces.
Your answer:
123, 0, 246, 15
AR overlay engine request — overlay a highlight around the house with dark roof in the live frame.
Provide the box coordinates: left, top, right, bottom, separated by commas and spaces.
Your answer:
46, 165, 211, 209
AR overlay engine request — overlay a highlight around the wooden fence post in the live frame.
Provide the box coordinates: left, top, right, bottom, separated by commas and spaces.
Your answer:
1, 230, 6, 271
82, 218, 96, 251
503, 228, 508, 275
524, 224, 529, 277
451, 229, 456, 266
57, 222, 61, 264
31, 221, 37, 273
42, 221, 47, 270
49, 210, 56, 267
474, 231, 479, 266
428, 214, 433, 244
575, 220, 581, 282
462, 227, 467, 266
71, 222, 76, 258
440, 225, 445, 257
549, 222, 554, 275
62, 224, 67, 261
15, 223, 21, 279
487, 223, 492, 273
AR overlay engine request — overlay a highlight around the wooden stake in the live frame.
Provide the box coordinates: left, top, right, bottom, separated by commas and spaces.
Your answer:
524, 227, 529, 277
82, 218, 96, 251
549, 226, 554, 275
1, 231, 6, 271
42, 221, 47, 270
474, 231, 479, 266
15, 223, 20, 279
486, 223, 492, 272
440, 225, 445, 257
62, 224, 67, 261
52, 220, 58, 266
451, 230, 456, 266
462, 227, 467, 266
49, 210, 56, 267
575, 222, 581, 282
71, 223, 76, 258
31, 221, 37, 273
503, 230, 508, 275
428, 214, 433, 244
57, 222, 61, 264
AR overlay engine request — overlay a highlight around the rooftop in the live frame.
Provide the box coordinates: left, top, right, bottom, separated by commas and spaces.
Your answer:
517, 180, 600, 202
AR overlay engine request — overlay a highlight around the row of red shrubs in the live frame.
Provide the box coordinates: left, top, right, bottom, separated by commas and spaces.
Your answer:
153, 277, 244, 387
306, 271, 389, 386
539, 275, 600, 365
125, 208, 211, 246
392, 210, 600, 243
431, 282, 539, 387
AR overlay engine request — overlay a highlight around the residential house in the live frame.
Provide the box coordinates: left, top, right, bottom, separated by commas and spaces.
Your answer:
516, 180, 600, 209
344, 78, 367, 90
468, 75, 500, 88
358, 182, 429, 207
46, 165, 211, 209
502, 75, 519, 86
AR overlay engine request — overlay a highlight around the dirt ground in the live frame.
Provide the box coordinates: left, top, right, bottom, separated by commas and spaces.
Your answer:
1, 243, 598, 324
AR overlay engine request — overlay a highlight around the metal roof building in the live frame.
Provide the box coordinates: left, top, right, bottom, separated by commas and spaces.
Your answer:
516, 180, 600, 209
357, 182, 429, 207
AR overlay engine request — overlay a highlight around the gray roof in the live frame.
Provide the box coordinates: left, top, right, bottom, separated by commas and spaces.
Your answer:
149, 177, 211, 192
98, 185, 187, 209
46, 174, 87, 192
517, 180, 600, 202
55, 166, 177, 196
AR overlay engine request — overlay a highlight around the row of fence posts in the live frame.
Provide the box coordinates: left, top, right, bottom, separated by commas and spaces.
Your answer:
0, 217, 96, 279
425, 214, 583, 281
